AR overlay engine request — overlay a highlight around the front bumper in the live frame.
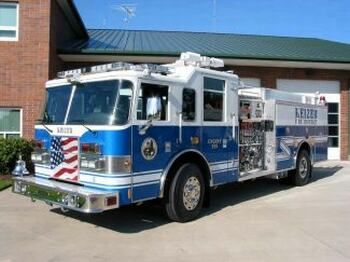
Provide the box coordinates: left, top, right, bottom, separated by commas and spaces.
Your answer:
12, 176, 119, 213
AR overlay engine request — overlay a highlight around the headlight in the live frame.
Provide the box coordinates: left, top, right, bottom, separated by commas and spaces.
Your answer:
80, 155, 131, 173
80, 155, 105, 171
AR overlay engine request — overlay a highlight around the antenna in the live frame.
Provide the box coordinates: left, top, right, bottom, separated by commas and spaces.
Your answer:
213, 0, 217, 32
111, 3, 137, 23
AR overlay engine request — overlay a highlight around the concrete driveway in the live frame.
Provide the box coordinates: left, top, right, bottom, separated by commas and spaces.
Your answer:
0, 161, 349, 262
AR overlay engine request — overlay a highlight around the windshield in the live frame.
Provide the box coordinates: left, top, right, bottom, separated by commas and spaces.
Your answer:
43, 80, 133, 125
43, 85, 72, 124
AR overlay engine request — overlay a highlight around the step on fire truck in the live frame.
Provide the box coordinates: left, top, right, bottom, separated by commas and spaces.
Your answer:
13, 52, 328, 222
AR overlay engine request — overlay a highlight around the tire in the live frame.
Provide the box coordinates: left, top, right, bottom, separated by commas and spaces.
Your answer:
291, 149, 311, 186
165, 163, 205, 222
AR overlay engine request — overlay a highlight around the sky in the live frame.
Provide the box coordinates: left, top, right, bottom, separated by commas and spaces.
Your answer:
74, 0, 350, 44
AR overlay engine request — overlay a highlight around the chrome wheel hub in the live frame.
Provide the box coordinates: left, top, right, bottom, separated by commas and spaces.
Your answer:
299, 158, 308, 178
183, 176, 201, 211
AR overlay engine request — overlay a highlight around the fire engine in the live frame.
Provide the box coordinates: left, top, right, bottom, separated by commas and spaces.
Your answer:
12, 52, 328, 222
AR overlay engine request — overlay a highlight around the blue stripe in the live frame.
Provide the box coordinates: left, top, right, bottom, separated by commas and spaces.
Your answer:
276, 125, 327, 137
132, 182, 160, 202
212, 170, 238, 185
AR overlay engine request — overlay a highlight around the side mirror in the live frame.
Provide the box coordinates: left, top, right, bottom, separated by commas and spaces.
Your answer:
146, 96, 162, 121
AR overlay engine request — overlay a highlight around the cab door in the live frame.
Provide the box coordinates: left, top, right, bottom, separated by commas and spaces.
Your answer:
201, 76, 237, 186
131, 81, 177, 202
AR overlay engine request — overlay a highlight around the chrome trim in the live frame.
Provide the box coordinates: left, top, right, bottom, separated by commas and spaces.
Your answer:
159, 149, 212, 198
238, 167, 295, 182
299, 157, 308, 178
12, 176, 119, 213
183, 176, 201, 211
64, 84, 76, 124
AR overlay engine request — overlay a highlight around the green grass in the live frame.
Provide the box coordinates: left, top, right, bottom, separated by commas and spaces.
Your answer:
0, 179, 12, 191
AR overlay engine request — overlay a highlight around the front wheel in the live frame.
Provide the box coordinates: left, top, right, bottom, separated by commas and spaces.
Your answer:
165, 163, 205, 222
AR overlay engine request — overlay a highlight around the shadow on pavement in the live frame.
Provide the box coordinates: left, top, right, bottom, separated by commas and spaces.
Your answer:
51, 165, 342, 234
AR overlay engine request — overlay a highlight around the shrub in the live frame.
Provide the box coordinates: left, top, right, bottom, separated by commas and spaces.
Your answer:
0, 137, 34, 175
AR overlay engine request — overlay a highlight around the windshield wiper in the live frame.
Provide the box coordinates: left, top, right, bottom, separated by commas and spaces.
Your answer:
35, 119, 53, 133
69, 119, 96, 134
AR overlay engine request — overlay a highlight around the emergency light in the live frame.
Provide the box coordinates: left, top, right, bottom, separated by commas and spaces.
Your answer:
57, 52, 224, 79
179, 52, 224, 68
57, 62, 170, 79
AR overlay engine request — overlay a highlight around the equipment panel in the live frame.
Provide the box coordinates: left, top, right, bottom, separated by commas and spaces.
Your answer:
238, 99, 265, 174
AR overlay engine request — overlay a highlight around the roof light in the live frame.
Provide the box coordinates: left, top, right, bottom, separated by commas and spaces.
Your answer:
57, 62, 171, 79
56, 52, 223, 79
179, 52, 224, 68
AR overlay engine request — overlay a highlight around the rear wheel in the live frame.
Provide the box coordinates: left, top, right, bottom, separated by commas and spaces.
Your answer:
279, 149, 311, 186
165, 163, 205, 222
291, 149, 311, 186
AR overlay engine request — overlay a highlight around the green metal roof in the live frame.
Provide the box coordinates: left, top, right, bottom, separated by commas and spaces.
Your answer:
61, 29, 350, 63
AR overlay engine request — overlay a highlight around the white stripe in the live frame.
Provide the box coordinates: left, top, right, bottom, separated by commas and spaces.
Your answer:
133, 181, 160, 187
133, 173, 161, 183
133, 169, 163, 175
210, 163, 229, 172
313, 137, 328, 143
282, 138, 296, 145
80, 170, 128, 177
276, 154, 291, 160
210, 160, 231, 165
79, 173, 132, 186
62, 152, 78, 161
210, 160, 238, 171
79, 172, 161, 186
35, 165, 52, 175
212, 168, 235, 174
62, 139, 78, 150
80, 180, 159, 190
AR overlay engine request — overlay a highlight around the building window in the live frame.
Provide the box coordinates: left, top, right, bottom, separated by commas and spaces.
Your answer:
203, 77, 225, 121
328, 103, 339, 148
0, 108, 22, 138
182, 88, 195, 121
0, 2, 19, 41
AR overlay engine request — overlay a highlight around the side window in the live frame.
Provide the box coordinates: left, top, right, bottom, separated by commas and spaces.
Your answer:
182, 88, 195, 121
137, 83, 169, 121
203, 77, 225, 121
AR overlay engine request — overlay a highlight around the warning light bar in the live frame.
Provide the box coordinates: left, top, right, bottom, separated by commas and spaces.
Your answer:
57, 62, 171, 79
57, 52, 225, 79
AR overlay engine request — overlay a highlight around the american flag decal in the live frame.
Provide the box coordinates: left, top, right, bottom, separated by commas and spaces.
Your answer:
50, 137, 79, 182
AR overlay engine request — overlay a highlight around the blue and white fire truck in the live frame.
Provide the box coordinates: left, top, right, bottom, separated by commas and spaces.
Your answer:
13, 52, 328, 222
